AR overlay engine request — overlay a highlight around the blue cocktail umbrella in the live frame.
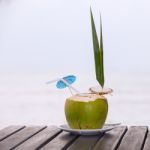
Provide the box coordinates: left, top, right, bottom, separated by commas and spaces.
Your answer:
46, 75, 80, 95
56, 75, 76, 89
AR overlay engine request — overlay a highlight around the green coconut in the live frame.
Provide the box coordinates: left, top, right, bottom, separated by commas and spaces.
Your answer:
65, 93, 108, 129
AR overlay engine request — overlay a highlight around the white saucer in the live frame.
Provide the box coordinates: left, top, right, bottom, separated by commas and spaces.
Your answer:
58, 123, 121, 135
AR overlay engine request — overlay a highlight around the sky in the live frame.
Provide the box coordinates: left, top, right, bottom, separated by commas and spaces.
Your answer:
0, 0, 150, 74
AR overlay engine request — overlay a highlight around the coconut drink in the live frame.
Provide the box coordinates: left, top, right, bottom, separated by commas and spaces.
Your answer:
64, 9, 113, 129
47, 8, 112, 130
65, 93, 108, 129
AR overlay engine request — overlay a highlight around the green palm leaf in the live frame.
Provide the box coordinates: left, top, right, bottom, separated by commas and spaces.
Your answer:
90, 8, 104, 88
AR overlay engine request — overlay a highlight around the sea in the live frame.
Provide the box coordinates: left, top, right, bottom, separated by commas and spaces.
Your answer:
1, 72, 150, 129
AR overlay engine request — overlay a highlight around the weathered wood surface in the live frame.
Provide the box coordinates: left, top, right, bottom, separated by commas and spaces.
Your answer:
143, 128, 150, 150
117, 126, 148, 150
0, 126, 46, 150
41, 131, 78, 150
0, 126, 25, 141
0, 125, 149, 150
67, 134, 103, 150
93, 126, 127, 150
15, 126, 61, 150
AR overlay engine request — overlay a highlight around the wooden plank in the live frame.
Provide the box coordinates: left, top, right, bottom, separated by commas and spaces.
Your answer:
40, 131, 79, 150
118, 126, 148, 150
143, 128, 150, 150
15, 126, 61, 150
93, 126, 127, 150
66, 134, 103, 150
0, 126, 25, 141
0, 126, 46, 150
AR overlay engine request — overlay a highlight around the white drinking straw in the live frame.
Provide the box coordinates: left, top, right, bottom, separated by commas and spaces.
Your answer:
46, 79, 60, 84
68, 87, 73, 95
60, 78, 80, 94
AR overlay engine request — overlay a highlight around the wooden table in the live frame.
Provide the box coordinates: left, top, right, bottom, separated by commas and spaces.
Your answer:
0, 125, 149, 150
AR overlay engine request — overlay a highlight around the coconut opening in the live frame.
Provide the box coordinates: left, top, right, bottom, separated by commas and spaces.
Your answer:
67, 93, 105, 102
89, 86, 113, 95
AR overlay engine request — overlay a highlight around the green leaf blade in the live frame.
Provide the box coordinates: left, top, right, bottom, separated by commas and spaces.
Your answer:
99, 14, 104, 87
90, 8, 104, 88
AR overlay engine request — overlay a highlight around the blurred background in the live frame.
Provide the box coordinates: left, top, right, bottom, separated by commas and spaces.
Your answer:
0, 0, 150, 128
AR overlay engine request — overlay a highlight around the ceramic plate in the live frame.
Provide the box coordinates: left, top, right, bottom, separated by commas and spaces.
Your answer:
58, 123, 121, 135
